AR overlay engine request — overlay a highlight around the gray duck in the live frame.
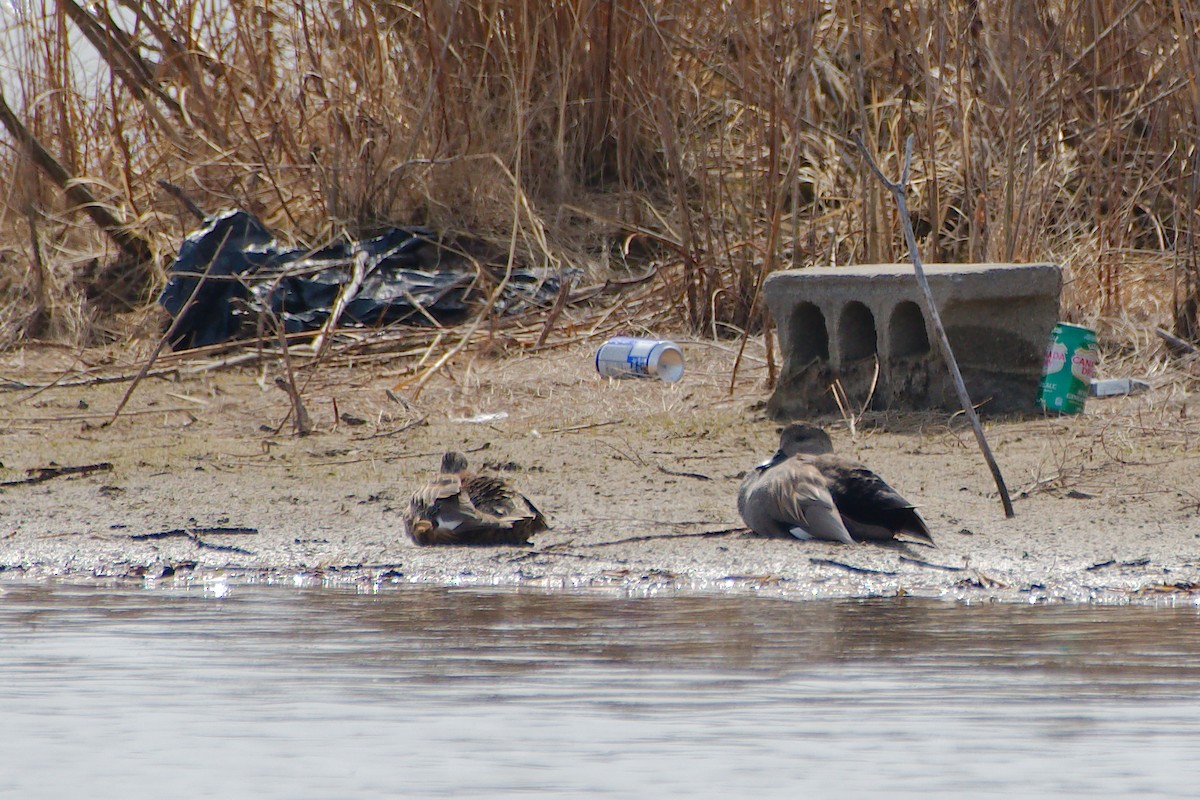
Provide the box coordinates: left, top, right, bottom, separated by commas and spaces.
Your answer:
404, 452, 548, 546
737, 447, 856, 544
771, 423, 934, 545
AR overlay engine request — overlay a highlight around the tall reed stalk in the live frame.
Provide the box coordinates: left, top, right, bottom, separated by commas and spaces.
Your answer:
0, 0, 1196, 347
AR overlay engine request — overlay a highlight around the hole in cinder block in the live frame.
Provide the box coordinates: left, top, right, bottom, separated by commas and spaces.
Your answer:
839, 301, 877, 361
789, 302, 829, 363
890, 301, 930, 357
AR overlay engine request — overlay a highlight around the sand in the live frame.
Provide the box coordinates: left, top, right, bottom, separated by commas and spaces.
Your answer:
1, 337, 1198, 604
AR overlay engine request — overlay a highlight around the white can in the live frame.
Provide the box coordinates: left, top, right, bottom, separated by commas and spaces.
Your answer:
595, 337, 685, 383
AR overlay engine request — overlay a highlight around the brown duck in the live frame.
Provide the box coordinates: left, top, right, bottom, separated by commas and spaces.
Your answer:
404, 452, 548, 546
740, 424, 933, 545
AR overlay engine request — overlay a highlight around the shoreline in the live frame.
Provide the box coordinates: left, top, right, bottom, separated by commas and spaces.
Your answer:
1, 338, 1198, 605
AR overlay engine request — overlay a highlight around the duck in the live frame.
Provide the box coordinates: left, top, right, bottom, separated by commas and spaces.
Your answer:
739, 422, 936, 546
404, 451, 548, 546
772, 423, 934, 545
737, 448, 856, 544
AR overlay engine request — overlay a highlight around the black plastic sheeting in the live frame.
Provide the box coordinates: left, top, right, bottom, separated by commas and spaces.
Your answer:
159, 209, 569, 350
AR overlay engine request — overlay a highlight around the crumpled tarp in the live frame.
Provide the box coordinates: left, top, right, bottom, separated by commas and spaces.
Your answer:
159, 209, 568, 349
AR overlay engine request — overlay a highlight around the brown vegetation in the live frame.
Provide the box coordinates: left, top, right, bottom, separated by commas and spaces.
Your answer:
0, 0, 1199, 360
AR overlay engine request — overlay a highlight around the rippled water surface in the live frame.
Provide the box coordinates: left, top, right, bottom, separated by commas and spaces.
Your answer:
2, 582, 1199, 798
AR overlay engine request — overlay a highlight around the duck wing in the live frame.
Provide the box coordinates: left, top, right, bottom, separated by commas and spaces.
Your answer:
808, 455, 933, 544
460, 474, 549, 545
738, 458, 855, 544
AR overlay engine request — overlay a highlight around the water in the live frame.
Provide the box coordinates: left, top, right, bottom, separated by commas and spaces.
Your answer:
2, 583, 1198, 798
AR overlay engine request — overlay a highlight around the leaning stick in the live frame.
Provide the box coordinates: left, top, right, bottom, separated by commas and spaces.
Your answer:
856, 134, 1015, 518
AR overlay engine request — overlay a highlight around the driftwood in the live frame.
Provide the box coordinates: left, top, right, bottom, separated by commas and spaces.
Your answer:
856, 134, 1015, 519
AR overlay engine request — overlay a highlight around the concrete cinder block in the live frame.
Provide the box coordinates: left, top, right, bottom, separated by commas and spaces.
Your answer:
763, 262, 1062, 418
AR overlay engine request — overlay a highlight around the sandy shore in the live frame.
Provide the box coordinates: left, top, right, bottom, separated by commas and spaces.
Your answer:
1, 338, 1198, 604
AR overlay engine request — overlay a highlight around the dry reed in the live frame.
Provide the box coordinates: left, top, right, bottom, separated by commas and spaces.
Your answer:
0, 0, 1198, 362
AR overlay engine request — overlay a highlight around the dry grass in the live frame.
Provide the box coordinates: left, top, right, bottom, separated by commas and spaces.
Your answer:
0, 0, 1199, 364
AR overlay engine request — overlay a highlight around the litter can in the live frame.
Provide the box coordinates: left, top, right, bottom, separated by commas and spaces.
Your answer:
595, 337, 685, 383
1038, 323, 1098, 413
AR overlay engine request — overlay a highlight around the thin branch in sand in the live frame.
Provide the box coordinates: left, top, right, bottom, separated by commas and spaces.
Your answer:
898, 556, 966, 572
656, 464, 712, 481
0, 462, 113, 487
552, 527, 744, 549
130, 526, 257, 554
102, 228, 233, 428
130, 527, 254, 554
809, 557, 898, 576
132, 526, 258, 538
541, 419, 623, 434
272, 314, 313, 437
353, 415, 429, 440
856, 133, 1015, 519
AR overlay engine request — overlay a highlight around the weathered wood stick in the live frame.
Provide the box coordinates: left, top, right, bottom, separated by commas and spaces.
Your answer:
856, 133, 1015, 519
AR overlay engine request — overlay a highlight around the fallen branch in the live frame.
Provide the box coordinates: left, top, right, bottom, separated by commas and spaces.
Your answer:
856, 133, 1015, 519
1, 462, 113, 487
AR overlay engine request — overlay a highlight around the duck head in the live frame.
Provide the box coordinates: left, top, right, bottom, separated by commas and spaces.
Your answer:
440, 451, 469, 474
755, 424, 835, 471
778, 423, 835, 456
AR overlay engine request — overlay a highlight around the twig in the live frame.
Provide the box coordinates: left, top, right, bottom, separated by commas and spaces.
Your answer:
534, 269, 571, 347
130, 526, 257, 554
656, 464, 712, 481
274, 377, 313, 436
272, 315, 313, 436
541, 419, 623, 434
132, 526, 258, 539
102, 226, 232, 427
856, 133, 1015, 519
312, 245, 369, 356
501, 549, 627, 564
353, 415, 428, 440
898, 555, 965, 572
549, 526, 744, 549
0, 462, 113, 487
3, 406, 197, 424
809, 557, 898, 576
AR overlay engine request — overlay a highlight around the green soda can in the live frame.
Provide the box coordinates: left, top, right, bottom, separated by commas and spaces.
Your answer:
1038, 323, 1098, 413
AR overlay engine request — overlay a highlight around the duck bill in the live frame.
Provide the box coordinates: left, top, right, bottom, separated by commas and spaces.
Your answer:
756, 449, 789, 471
